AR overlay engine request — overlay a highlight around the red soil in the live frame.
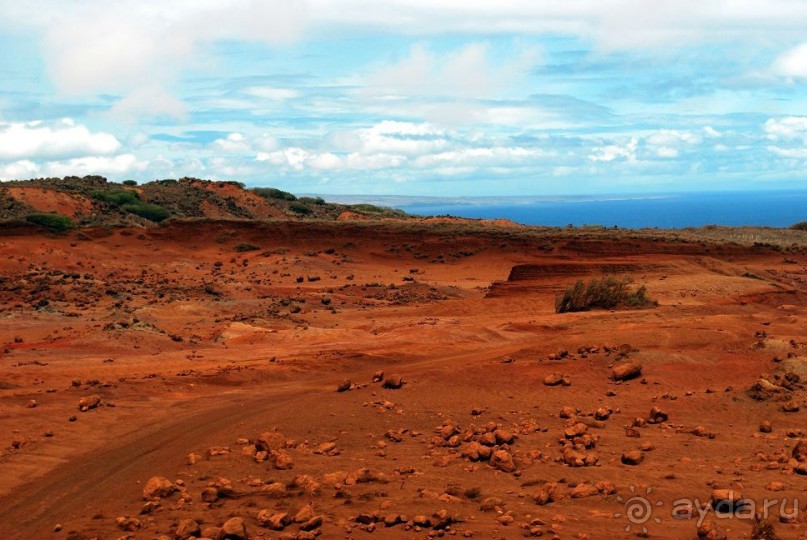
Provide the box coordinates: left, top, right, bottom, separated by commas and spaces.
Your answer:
6, 187, 93, 218
0, 222, 804, 539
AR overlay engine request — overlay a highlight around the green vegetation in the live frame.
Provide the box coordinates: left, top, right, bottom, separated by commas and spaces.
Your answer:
122, 180, 138, 186
350, 203, 408, 218
91, 188, 170, 222
791, 221, 807, 231
25, 213, 74, 232
121, 203, 170, 222
299, 196, 326, 206
289, 201, 312, 215
252, 187, 297, 201
555, 275, 656, 313
91, 189, 140, 206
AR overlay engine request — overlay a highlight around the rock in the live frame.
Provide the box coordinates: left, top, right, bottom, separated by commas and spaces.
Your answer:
544, 373, 570, 386
621, 450, 644, 465
78, 395, 101, 412
201, 487, 218, 503
315, 441, 338, 455
793, 439, 807, 462
766, 481, 785, 492
143, 477, 175, 500
337, 379, 351, 392
255, 430, 287, 452
594, 407, 611, 421
382, 375, 404, 389
533, 483, 558, 506
564, 423, 588, 439
490, 449, 516, 473
294, 504, 316, 524
461, 441, 492, 462
272, 450, 294, 469
494, 429, 515, 445
696, 520, 727, 539
383, 513, 402, 527
648, 406, 668, 424
612, 361, 642, 381
299, 515, 324, 531
219, 517, 247, 539
559, 406, 576, 419
479, 497, 505, 511
372, 370, 384, 382
690, 426, 717, 439
782, 400, 800, 412
710, 489, 743, 512
258, 509, 291, 529
175, 519, 200, 539
115, 516, 141, 531
759, 421, 772, 433
570, 484, 600, 498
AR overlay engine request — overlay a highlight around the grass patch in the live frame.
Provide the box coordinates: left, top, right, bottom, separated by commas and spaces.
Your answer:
252, 187, 297, 201
289, 201, 312, 215
91, 189, 141, 206
121, 203, 170, 222
555, 275, 657, 313
25, 213, 75, 232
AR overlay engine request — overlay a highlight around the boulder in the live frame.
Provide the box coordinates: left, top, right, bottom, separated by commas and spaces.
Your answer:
143, 477, 175, 500
78, 395, 101, 412
382, 375, 404, 389
612, 361, 642, 381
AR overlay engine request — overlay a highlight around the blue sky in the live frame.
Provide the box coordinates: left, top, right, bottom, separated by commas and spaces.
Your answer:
0, 1, 806, 196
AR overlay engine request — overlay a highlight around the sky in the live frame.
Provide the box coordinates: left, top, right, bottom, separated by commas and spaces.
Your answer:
0, 1, 806, 196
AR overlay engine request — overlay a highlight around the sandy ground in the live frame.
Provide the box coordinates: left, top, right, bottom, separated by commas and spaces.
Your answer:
0, 221, 805, 540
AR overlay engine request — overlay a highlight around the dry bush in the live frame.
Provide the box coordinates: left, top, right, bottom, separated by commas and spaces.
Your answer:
555, 275, 656, 313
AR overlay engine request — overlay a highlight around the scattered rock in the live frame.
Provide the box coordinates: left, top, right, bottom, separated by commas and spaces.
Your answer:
612, 361, 642, 381
337, 379, 352, 392
219, 517, 247, 540
382, 375, 404, 389
621, 450, 644, 466
175, 519, 201, 539
142, 477, 175, 500
78, 395, 101, 412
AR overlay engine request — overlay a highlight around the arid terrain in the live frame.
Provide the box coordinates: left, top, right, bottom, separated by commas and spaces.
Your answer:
0, 209, 806, 539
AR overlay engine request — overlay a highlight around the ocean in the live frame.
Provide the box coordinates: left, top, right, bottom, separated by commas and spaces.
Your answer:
397, 191, 807, 229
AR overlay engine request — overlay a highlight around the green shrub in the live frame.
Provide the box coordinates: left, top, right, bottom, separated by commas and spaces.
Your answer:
91, 189, 141, 206
555, 275, 656, 313
252, 187, 297, 201
791, 221, 807, 231
25, 213, 75, 232
289, 202, 312, 215
122, 180, 138, 186
122, 203, 170, 222
350, 203, 407, 218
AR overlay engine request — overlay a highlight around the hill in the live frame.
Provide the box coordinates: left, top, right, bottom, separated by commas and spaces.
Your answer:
0, 176, 407, 228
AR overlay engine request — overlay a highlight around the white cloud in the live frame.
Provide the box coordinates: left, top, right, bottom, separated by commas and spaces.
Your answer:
4, 1, 308, 117
764, 116, 807, 140
772, 42, 807, 78
308, 0, 807, 49
0, 119, 121, 160
243, 86, 301, 101
655, 146, 679, 158
42, 154, 148, 177
768, 146, 807, 159
365, 42, 538, 100
646, 130, 702, 146
588, 138, 638, 162
108, 85, 188, 120
0, 160, 38, 181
